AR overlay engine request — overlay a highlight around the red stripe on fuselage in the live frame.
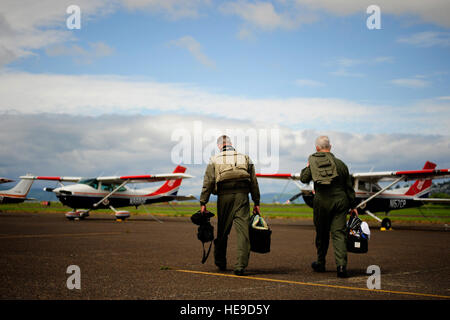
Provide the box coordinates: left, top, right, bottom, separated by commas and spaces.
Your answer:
0, 194, 26, 198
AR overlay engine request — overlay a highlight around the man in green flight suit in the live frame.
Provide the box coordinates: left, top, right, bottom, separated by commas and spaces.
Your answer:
200, 135, 261, 276
300, 136, 358, 278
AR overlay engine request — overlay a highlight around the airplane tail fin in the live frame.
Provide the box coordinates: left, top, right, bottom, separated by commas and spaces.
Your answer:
404, 161, 436, 196
2, 177, 34, 197
154, 166, 187, 196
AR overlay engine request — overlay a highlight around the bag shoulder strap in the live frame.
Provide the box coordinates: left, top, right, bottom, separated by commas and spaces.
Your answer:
201, 241, 213, 264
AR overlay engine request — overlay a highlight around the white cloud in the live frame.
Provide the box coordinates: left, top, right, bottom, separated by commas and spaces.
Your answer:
294, 0, 450, 28
389, 78, 430, 88
373, 56, 395, 64
219, 0, 450, 40
0, 0, 116, 66
2, 0, 450, 68
295, 79, 325, 87
330, 69, 365, 78
220, 1, 305, 31
397, 31, 450, 47
0, 0, 209, 67
45, 42, 114, 64
328, 56, 393, 78
0, 71, 449, 135
169, 36, 216, 69
0, 113, 449, 196
120, 0, 211, 20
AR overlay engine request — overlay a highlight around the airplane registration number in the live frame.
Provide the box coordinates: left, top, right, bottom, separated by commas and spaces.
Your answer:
130, 197, 146, 205
390, 199, 406, 209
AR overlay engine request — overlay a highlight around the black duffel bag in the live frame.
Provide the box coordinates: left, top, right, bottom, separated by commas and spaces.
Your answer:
249, 212, 271, 254
191, 210, 215, 263
346, 215, 369, 254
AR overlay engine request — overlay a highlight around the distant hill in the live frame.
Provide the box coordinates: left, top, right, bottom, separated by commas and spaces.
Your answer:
28, 188, 58, 201
5, 182, 448, 204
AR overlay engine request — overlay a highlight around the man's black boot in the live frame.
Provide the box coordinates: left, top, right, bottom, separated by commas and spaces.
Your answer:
234, 269, 245, 276
337, 266, 348, 278
215, 263, 226, 271
311, 261, 326, 273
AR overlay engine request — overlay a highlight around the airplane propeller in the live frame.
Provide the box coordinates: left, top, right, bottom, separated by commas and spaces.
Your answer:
287, 192, 303, 203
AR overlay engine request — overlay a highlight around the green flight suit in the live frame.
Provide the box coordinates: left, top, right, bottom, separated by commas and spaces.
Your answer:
300, 152, 355, 268
200, 147, 260, 271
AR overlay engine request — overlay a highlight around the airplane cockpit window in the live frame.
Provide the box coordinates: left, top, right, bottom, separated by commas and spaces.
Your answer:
372, 183, 381, 192
101, 184, 114, 192
101, 183, 126, 192
358, 181, 370, 191
79, 178, 99, 189
357, 181, 381, 192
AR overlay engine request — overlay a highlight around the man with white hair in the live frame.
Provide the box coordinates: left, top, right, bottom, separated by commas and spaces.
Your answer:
200, 135, 261, 276
300, 135, 357, 278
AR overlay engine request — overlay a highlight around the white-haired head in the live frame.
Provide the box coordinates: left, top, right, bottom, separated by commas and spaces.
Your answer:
315, 135, 331, 152
217, 135, 232, 148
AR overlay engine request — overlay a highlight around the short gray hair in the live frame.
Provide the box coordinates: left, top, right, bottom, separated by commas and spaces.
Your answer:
315, 135, 331, 150
217, 135, 232, 146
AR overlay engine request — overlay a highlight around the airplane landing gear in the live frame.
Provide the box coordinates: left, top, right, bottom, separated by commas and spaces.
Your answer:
65, 210, 89, 220
110, 205, 130, 221
381, 218, 392, 230
115, 211, 130, 221
364, 210, 392, 230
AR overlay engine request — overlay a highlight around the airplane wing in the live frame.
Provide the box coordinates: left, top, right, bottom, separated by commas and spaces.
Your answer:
20, 173, 194, 184
257, 168, 450, 185
256, 173, 302, 180
353, 168, 450, 182
97, 173, 193, 184
20, 176, 82, 182
0, 177, 14, 184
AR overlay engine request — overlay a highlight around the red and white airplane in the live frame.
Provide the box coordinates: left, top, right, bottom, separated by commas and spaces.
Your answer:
21, 166, 195, 220
0, 175, 35, 204
257, 161, 450, 229
0, 177, 14, 184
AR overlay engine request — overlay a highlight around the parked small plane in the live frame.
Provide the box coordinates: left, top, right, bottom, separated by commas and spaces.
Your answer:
257, 161, 450, 229
0, 175, 35, 204
21, 166, 195, 220
0, 177, 14, 184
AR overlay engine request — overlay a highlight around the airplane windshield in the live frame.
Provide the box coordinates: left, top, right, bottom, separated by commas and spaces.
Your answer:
79, 178, 99, 189
101, 183, 126, 192
358, 181, 382, 192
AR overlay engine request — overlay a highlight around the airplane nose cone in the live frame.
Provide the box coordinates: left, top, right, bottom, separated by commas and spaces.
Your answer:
53, 187, 72, 196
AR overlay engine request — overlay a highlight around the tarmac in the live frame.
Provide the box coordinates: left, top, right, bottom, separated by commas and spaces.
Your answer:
0, 211, 449, 300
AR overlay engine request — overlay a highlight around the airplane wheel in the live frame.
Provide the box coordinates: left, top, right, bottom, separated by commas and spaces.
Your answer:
381, 218, 392, 230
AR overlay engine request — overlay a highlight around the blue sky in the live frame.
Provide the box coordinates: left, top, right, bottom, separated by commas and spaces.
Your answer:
0, 0, 449, 194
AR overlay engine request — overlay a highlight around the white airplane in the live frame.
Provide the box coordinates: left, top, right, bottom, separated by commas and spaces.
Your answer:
0, 175, 35, 204
0, 177, 14, 184
21, 166, 195, 220
257, 161, 450, 229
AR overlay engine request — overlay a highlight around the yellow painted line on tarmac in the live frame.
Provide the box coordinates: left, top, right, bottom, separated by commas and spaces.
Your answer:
174, 269, 450, 300
0, 232, 124, 239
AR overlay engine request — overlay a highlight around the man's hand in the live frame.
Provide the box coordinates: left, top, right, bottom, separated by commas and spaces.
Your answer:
349, 208, 358, 217
306, 161, 310, 167
253, 205, 261, 215
200, 205, 206, 214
